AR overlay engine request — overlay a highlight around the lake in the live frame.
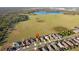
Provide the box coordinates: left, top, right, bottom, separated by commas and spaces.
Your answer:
32, 11, 64, 15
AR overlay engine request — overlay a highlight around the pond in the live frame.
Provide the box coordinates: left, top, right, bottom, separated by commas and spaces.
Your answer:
32, 11, 64, 15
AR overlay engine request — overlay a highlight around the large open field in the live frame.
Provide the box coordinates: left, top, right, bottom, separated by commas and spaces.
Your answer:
6, 14, 79, 43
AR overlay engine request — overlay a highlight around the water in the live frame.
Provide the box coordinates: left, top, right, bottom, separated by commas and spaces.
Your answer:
32, 11, 64, 15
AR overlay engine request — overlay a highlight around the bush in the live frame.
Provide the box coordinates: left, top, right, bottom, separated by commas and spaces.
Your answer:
58, 30, 75, 36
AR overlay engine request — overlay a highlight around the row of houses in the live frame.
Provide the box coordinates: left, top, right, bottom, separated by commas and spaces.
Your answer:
7, 33, 63, 51
7, 26, 79, 51
38, 36, 79, 51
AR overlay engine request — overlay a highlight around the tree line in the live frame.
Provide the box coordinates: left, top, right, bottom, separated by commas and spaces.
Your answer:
0, 14, 29, 44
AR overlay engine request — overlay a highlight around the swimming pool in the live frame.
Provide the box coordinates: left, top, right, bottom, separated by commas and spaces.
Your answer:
32, 11, 64, 15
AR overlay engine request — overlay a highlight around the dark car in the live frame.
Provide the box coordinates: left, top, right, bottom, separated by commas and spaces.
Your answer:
23, 40, 27, 46
10, 47, 17, 51
17, 41, 23, 47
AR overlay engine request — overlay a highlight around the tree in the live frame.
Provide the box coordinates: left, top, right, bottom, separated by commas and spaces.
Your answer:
58, 30, 75, 36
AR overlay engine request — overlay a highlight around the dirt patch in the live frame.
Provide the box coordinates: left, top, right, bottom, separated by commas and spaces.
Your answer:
12, 29, 20, 36
36, 18, 45, 23
53, 26, 68, 32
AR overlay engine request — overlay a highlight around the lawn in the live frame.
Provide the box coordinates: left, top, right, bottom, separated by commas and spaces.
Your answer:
71, 47, 79, 51
6, 14, 79, 43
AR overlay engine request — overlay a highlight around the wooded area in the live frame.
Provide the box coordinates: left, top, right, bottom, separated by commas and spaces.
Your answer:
0, 14, 29, 44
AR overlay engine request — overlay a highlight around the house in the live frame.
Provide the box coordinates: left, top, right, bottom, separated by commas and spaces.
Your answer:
64, 41, 74, 47
44, 35, 50, 41
76, 37, 79, 40
44, 45, 49, 51
57, 42, 64, 48
51, 34, 58, 39
39, 36, 44, 42
48, 34, 54, 40
46, 44, 53, 51
73, 28, 79, 33
54, 34, 62, 39
69, 39, 78, 46
50, 44, 56, 50
73, 39, 79, 43
50, 42, 59, 51
61, 41, 69, 49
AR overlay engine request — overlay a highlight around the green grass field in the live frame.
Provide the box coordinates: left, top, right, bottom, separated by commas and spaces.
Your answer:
6, 14, 79, 43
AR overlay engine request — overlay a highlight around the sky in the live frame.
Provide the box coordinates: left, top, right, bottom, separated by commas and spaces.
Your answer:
0, 0, 79, 7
